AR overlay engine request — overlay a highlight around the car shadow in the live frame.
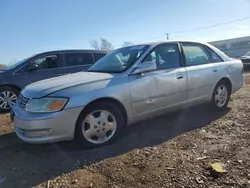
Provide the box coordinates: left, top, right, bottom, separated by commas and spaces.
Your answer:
0, 106, 230, 188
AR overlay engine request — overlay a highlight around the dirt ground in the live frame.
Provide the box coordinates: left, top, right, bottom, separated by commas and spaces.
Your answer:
0, 74, 250, 188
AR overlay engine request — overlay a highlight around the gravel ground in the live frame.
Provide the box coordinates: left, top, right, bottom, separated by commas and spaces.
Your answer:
0, 74, 249, 188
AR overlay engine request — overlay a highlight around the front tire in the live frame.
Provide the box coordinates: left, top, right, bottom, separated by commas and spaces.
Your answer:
0, 86, 19, 113
75, 101, 125, 149
210, 81, 230, 110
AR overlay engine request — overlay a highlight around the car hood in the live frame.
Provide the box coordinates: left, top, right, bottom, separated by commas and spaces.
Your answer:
0, 69, 6, 73
22, 72, 114, 98
241, 56, 250, 59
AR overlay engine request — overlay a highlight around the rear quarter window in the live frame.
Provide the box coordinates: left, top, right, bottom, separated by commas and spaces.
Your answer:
205, 46, 224, 63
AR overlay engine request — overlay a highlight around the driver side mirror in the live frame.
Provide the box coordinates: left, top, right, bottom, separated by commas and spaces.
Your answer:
26, 63, 38, 72
132, 61, 157, 74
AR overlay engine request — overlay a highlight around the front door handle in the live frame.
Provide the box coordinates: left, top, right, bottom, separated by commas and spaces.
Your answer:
213, 69, 218, 72
176, 75, 184, 79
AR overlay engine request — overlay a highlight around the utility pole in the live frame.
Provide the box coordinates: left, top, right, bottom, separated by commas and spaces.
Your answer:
166, 33, 170, 40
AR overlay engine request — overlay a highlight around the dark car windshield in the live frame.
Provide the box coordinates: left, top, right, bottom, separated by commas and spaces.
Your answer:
88, 45, 149, 73
245, 51, 250, 56
6, 55, 36, 70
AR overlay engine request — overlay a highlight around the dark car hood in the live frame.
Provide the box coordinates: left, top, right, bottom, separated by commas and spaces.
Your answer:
241, 56, 250, 60
0, 69, 6, 73
22, 72, 113, 98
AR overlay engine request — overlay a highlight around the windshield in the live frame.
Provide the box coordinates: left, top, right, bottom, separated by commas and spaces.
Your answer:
245, 51, 250, 56
88, 45, 150, 73
6, 55, 36, 70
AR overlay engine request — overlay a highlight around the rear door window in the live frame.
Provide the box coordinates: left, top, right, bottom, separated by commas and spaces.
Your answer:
182, 43, 211, 66
65, 53, 94, 67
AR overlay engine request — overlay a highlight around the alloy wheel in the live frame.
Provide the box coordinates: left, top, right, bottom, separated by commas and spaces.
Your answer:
0, 91, 17, 110
82, 110, 117, 144
214, 85, 228, 107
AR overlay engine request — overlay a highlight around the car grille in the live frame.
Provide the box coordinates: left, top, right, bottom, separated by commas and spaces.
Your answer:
18, 94, 30, 109
241, 59, 250, 64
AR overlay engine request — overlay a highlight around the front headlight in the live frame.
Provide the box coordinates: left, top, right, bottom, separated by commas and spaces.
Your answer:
26, 97, 68, 113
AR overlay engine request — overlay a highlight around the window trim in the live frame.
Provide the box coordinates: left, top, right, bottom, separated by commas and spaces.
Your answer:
140, 42, 183, 71
63, 52, 95, 68
180, 42, 214, 67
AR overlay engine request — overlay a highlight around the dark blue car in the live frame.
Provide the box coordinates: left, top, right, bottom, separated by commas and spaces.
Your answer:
0, 50, 107, 112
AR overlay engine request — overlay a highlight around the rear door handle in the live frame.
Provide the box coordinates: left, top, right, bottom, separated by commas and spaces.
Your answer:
213, 69, 218, 72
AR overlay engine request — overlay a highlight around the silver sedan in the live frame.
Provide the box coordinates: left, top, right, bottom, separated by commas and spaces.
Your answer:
12, 41, 244, 149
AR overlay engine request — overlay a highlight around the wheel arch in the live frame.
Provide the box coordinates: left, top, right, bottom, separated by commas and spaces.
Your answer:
0, 84, 21, 92
217, 77, 232, 94
210, 77, 232, 102
85, 97, 128, 124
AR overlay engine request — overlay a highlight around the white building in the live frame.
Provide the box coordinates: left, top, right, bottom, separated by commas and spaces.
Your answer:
209, 36, 250, 58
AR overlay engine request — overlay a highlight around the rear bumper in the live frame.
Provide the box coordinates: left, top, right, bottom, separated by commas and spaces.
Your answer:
241, 59, 250, 64
231, 75, 244, 94
241, 59, 250, 69
243, 63, 250, 71
12, 105, 84, 144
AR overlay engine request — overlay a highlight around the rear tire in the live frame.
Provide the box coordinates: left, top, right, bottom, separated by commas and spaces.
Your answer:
0, 86, 19, 113
75, 101, 125, 149
210, 81, 230, 110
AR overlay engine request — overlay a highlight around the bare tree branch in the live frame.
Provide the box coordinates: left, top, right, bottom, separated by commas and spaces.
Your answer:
90, 40, 100, 50
100, 38, 114, 51
90, 38, 114, 51
122, 41, 133, 47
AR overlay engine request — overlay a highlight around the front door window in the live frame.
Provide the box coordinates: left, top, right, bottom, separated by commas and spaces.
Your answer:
31, 55, 58, 70
142, 44, 181, 70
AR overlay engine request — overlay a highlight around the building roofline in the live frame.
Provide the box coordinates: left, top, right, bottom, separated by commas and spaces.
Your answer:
209, 36, 250, 43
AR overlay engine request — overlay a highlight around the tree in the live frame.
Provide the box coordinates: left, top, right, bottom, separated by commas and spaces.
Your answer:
122, 41, 133, 47
90, 40, 99, 50
0, 64, 7, 69
90, 38, 114, 51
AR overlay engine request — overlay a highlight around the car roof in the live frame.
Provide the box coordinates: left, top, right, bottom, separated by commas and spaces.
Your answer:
134, 40, 211, 47
38, 49, 108, 55
124, 40, 231, 62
